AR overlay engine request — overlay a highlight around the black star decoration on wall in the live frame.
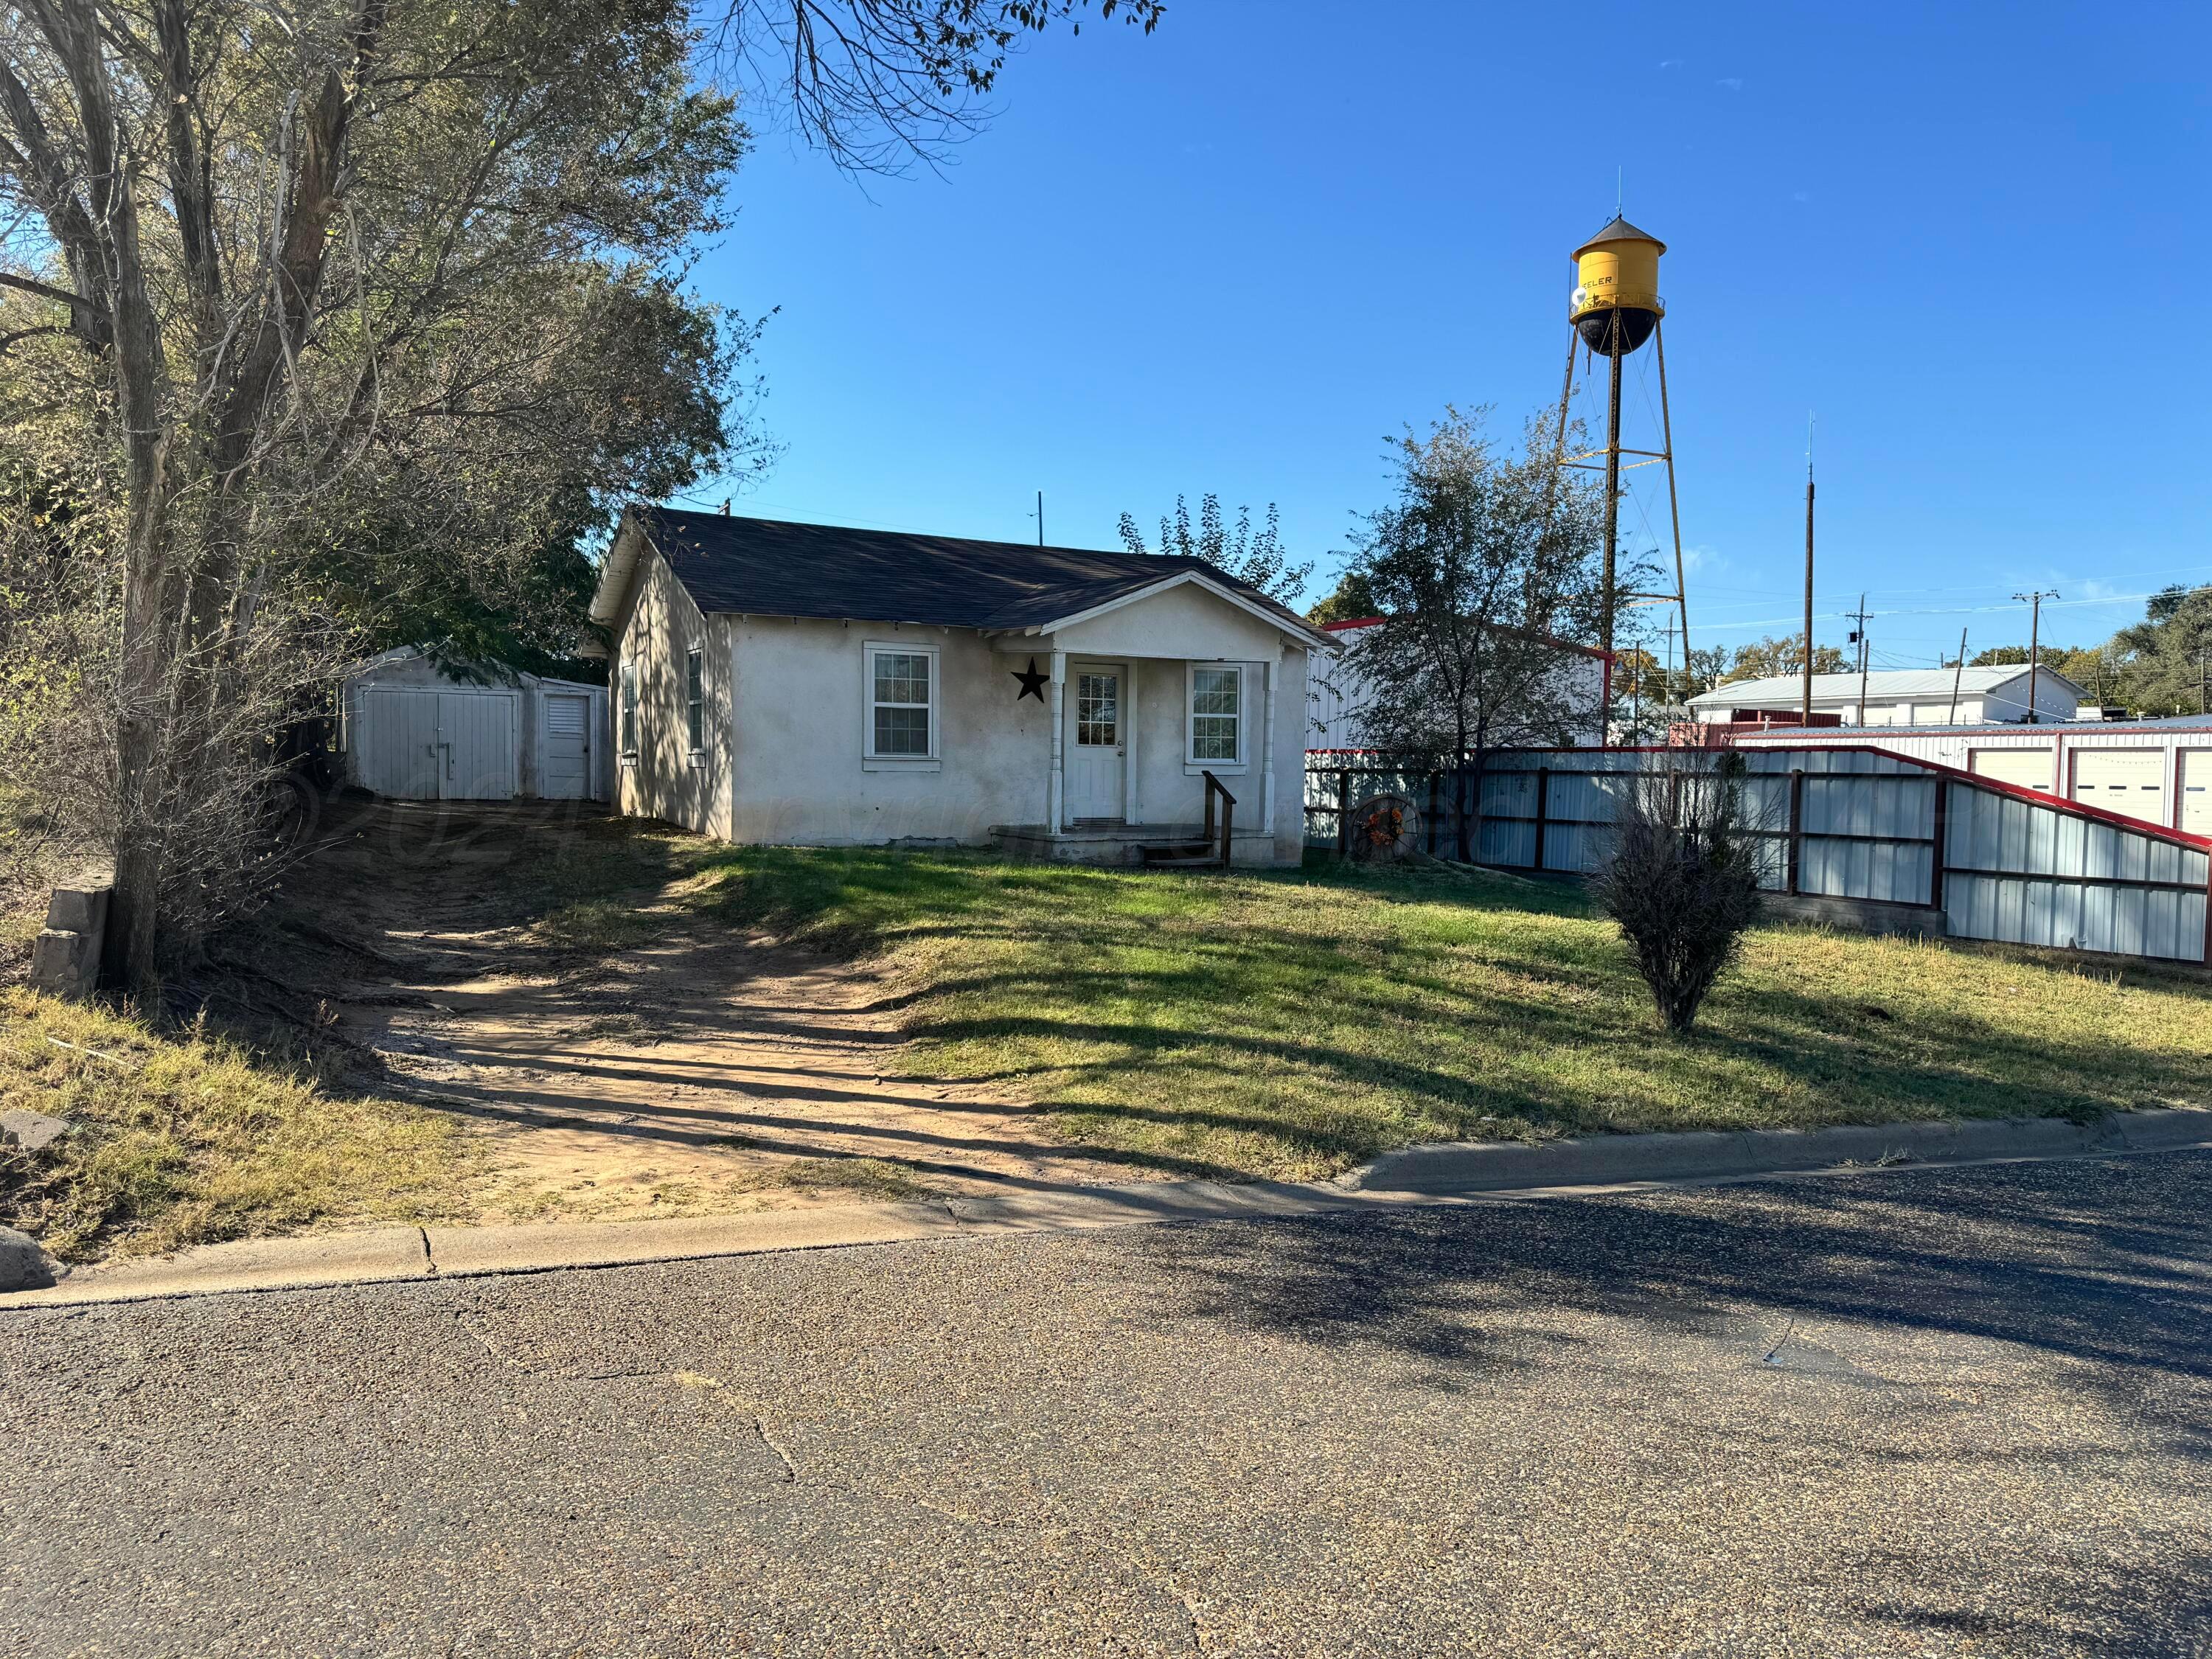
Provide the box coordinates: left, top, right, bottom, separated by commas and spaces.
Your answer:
1012, 656, 1049, 702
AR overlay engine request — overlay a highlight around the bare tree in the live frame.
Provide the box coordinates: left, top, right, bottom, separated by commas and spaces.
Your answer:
1590, 754, 1764, 1035
1328, 406, 1610, 858
713, 0, 1165, 173
1117, 493, 1312, 605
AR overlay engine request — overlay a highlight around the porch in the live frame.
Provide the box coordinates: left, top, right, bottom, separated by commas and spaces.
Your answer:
990, 816, 1279, 869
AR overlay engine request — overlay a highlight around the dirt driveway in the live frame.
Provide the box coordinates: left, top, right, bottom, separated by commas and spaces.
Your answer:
269, 799, 1150, 1223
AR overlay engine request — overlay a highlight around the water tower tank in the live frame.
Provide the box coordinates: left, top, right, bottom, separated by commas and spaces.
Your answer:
1570, 216, 1666, 357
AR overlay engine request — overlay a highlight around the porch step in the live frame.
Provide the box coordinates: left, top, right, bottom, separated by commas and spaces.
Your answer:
1138, 842, 1222, 869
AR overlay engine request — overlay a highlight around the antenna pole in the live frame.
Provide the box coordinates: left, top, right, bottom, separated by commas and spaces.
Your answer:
2011, 589, 2058, 723
1947, 628, 1968, 723
1801, 413, 1815, 728
1036, 490, 1044, 549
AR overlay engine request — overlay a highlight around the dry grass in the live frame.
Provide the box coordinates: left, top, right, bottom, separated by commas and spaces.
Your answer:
0, 987, 476, 1262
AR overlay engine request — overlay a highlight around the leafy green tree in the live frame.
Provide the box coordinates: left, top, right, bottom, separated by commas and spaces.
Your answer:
1118, 495, 1314, 605
1307, 570, 1380, 625
1717, 635, 1848, 684
2113, 585, 2212, 714
1332, 405, 1608, 858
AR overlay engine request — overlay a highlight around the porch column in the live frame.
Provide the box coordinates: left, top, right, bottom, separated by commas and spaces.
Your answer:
1260, 654, 1278, 841
1047, 650, 1067, 832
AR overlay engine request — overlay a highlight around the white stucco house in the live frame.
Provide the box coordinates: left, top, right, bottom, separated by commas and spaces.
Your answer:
586, 509, 1335, 866
1688, 664, 2088, 728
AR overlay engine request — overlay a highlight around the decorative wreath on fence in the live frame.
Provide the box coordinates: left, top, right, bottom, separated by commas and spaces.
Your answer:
1349, 793, 1419, 861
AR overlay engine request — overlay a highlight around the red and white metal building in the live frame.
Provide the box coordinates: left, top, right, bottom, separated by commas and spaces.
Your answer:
1728, 714, 2212, 838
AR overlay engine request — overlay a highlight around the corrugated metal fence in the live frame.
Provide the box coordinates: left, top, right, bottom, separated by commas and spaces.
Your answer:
1306, 745, 2212, 964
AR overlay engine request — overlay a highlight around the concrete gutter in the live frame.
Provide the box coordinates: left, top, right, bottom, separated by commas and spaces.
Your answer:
7, 1106, 2211, 1310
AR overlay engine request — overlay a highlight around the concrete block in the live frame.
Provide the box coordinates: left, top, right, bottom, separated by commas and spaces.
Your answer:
0, 1227, 61, 1293
0, 1110, 71, 1152
43, 884, 109, 937
28, 928, 99, 1001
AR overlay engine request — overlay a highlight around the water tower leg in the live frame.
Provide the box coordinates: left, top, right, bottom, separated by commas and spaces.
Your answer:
1601, 343, 1623, 666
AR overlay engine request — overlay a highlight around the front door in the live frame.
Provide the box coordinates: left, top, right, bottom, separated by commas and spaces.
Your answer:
1065, 663, 1126, 823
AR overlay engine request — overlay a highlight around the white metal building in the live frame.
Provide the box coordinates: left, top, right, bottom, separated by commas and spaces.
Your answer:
341, 649, 609, 802
1729, 714, 2212, 838
1307, 617, 1610, 751
1688, 664, 2087, 727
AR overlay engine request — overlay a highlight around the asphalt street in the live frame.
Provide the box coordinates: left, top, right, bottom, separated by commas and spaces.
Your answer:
4, 1150, 2211, 1657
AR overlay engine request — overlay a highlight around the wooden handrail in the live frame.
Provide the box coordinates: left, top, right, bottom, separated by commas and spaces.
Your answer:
1201, 769, 1237, 866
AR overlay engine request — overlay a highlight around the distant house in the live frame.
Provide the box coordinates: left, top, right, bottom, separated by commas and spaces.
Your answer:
586, 509, 1335, 865
1687, 665, 2088, 728
1307, 617, 1611, 753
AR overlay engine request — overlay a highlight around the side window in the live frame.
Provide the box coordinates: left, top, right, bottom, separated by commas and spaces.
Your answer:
619, 661, 639, 756
865, 644, 938, 761
685, 649, 703, 751
1189, 664, 1242, 764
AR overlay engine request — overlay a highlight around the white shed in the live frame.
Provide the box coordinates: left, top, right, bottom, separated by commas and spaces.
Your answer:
341, 649, 609, 802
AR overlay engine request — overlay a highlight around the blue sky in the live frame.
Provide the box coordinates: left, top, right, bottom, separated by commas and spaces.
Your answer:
691, 1, 2208, 669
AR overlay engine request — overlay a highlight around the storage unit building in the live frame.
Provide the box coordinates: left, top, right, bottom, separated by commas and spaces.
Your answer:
1730, 714, 2212, 837
341, 649, 609, 802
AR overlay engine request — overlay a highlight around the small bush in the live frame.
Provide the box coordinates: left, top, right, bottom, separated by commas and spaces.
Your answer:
1590, 757, 1764, 1034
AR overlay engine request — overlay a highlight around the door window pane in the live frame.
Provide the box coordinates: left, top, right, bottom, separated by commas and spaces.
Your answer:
1077, 672, 1118, 746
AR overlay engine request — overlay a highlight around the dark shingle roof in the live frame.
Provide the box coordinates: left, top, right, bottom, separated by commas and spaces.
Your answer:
628, 509, 1327, 641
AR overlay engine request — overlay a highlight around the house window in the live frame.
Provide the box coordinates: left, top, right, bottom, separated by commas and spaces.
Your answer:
1189, 664, 1242, 764
685, 649, 703, 752
619, 661, 639, 757
865, 643, 938, 762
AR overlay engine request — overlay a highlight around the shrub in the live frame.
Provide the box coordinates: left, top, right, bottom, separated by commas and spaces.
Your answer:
1591, 756, 1764, 1034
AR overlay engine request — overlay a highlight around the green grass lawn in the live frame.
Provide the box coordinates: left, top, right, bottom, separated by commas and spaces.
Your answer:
686, 846, 2212, 1183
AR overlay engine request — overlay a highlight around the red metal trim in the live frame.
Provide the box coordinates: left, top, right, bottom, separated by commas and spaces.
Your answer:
1474, 741, 2212, 851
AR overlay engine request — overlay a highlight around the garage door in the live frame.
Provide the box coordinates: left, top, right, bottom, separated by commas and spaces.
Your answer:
2071, 749, 2164, 827
358, 689, 517, 801
542, 692, 592, 800
2180, 751, 2212, 836
1969, 748, 2053, 794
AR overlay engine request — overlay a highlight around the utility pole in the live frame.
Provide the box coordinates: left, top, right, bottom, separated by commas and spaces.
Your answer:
1802, 414, 1815, 728
1034, 490, 1045, 549
2199, 644, 2208, 716
2012, 589, 2058, 723
1947, 629, 1969, 724
1845, 593, 1871, 724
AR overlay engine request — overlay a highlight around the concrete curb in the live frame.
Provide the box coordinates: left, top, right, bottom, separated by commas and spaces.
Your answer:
1344, 1106, 2212, 1194
8, 1107, 2210, 1310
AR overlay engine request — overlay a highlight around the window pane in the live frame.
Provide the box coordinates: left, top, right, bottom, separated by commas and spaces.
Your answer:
874, 705, 930, 756
874, 653, 929, 706
1191, 667, 1239, 760
685, 653, 703, 748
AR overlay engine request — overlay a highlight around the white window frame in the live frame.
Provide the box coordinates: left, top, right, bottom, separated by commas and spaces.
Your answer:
618, 660, 639, 763
863, 640, 942, 771
684, 647, 706, 763
1185, 661, 1248, 774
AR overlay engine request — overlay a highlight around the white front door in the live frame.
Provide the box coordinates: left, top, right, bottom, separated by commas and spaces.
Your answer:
542, 693, 591, 800
1065, 662, 1126, 823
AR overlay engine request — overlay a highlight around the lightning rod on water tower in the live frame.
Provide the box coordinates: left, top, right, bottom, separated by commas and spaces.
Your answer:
1554, 213, 1691, 717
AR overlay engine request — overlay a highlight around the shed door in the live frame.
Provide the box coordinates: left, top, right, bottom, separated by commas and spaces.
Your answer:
1969, 747, 2053, 794
2177, 751, 2211, 835
542, 693, 591, 800
360, 691, 442, 799
438, 692, 516, 801
2071, 749, 2163, 826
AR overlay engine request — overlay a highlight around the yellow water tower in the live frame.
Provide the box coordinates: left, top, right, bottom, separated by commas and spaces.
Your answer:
1554, 212, 1686, 688
1569, 216, 1666, 357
